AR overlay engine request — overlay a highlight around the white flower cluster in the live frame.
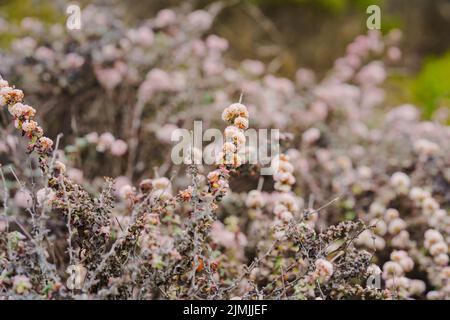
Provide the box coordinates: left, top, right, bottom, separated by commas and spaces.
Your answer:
424, 229, 449, 266
219, 102, 249, 168
382, 251, 425, 298
245, 190, 266, 209
85, 132, 128, 156
313, 258, 334, 283
272, 154, 295, 193
1, 77, 54, 155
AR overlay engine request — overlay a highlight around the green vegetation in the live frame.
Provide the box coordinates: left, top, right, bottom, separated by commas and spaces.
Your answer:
413, 52, 450, 119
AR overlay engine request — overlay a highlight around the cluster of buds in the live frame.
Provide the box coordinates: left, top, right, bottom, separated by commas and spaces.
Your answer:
409, 187, 446, 228
273, 192, 300, 224
312, 258, 334, 283
1, 77, 54, 159
272, 154, 295, 192
219, 102, 249, 168
83, 132, 128, 156
390, 171, 410, 195
424, 229, 449, 266
119, 177, 173, 205
207, 166, 230, 200
0, 79, 24, 106
382, 251, 425, 298
270, 153, 301, 227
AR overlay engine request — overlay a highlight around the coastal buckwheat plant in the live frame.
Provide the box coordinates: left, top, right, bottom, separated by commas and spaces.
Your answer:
0, 3, 448, 300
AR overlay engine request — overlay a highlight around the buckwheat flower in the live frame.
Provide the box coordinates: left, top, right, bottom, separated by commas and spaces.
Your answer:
429, 242, 448, 256
278, 160, 294, 173
384, 208, 399, 222
388, 218, 406, 235
21, 120, 38, 134
228, 130, 246, 148
139, 179, 153, 193
369, 202, 385, 216
8, 102, 25, 118
424, 229, 444, 249
441, 266, 450, 279
274, 182, 291, 193
178, 186, 193, 202
110, 139, 128, 156
274, 172, 296, 185
367, 264, 382, 276
156, 123, 178, 143
97, 132, 115, 152
414, 139, 438, 157
61, 52, 85, 70
429, 209, 446, 226
390, 172, 410, 193
66, 264, 88, 290
9, 89, 24, 103
85, 132, 99, 144
361, 232, 385, 250
207, 170, 221, 184
127, 26, 154, 47
224, 125, 239, 138
386, 104, 419, 122
390, 250, 408, 262
314, 258, 334, 282
295, 68, 316, 88
273, 203, 288, 215
422, 197, 439, 216
387, 46, 402, 62
187, 10, 213, 30
36, 187, 56, 207
409, 187, 430, 204
38, 136, 53, 152
236, 103, 249, 118
94, 67, 122, 91
119, 184, 134, 200
242, 59, 265, 76
370, 219, 387, 236
426, 291, 441, 300
54, 160, 66, 174
152, 189, 172, 202
221, 105, 237, 122
385, 277, 410, 290
152, 177, 171, 190
0, 79, 8, 88
145, 68, 173, 91
245, 190, 266, 208
399, 257, 414, 272
408, 279, 425, 296
382, 261, 404, 279
14, 189, 33, 208
391, 230, 410, 248
154, 9, 176, 28
355, 61, 386, 86
279, 210, 293, 222
67, 168, 84, 184
302, 127, 321, 145
234, 116, 249, 130
12, 275, 32, 294
434, 253, 449, 266
223, 142, 237, 153
206, 34, 229, 52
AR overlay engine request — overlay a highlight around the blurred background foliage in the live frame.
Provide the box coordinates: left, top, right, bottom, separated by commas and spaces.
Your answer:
0, 0, 449, 119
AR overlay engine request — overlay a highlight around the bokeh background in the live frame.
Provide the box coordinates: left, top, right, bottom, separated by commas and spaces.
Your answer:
2, 0, 450, 119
